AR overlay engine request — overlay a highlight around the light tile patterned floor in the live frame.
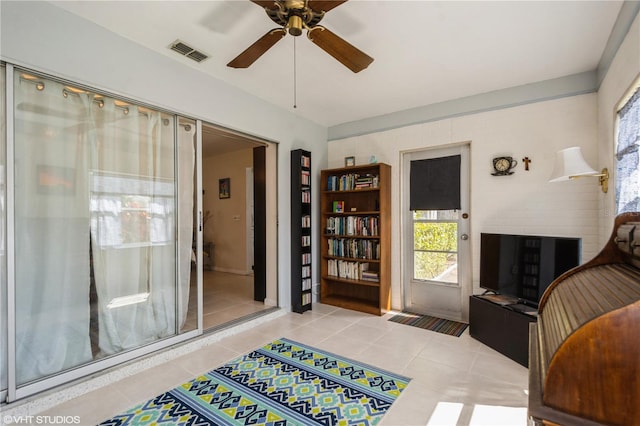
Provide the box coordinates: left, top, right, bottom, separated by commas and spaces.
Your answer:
35, 303, 528, 425
182, 270, 269, 331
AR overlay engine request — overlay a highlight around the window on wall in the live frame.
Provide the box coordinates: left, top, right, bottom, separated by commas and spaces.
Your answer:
616, 84, 640, 214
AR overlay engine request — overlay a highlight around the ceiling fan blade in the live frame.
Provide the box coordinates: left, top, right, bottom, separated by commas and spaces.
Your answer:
307, 26, 373, 73
227, 28, 287, 68
250, 0, 278, 9
307, 0, 348, 13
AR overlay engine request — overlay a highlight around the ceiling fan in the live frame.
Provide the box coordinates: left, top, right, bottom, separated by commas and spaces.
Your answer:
227, 0, 374, 73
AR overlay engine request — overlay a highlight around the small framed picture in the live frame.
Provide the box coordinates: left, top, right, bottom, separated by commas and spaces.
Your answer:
219, 177, 230, 199
345, 156, 355, 167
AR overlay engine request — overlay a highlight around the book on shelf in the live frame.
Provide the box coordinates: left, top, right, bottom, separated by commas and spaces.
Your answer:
301, 155, 310, 168
302, 189, 311, 203
302, 292, 312, 305
302, 278, 311, 291
327, 237, 380, 259
301, 170, 310, 185
326, 259, 378, 282
361, 271, 380, 282
325, 216, 379, 236
327, 173, 380, 191
302, 215, 311, 228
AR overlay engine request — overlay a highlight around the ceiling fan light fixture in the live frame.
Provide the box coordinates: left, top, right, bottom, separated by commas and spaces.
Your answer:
288, 15, 303, 36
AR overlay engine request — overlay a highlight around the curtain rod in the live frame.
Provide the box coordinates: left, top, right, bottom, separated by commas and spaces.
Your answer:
20, 76, 138, 116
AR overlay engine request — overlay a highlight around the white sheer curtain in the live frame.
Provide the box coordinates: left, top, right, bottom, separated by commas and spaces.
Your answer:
12, 70, 186, 385
90, 100, 178, 355
616, 88, 640, 214
178, 125, 195, 328
14, 76, 93, 384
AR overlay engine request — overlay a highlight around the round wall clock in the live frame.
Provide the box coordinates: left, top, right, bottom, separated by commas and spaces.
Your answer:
492, 156, 517, 176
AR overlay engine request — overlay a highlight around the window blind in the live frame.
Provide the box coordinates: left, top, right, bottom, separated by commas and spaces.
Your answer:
410, 155, 461, 210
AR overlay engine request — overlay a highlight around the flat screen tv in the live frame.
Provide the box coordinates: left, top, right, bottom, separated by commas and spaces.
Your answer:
480, 233, 581, 306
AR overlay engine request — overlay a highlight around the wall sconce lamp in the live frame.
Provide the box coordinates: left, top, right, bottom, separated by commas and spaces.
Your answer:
549, 147, 609, 193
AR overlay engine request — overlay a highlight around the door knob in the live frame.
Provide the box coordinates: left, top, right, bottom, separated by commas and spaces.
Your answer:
461, 234, 469, 240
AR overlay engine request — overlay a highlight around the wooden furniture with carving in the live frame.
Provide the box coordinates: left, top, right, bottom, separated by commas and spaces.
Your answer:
528, 212, 640, 425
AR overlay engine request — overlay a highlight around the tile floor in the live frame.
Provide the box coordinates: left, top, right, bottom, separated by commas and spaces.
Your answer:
35, 303, 528, 425
182, 270, 270, 331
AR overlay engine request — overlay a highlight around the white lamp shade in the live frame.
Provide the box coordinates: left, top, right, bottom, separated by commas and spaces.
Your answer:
549, 147, 599, 182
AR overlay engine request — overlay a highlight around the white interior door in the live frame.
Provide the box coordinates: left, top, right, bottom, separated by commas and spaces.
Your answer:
402, 144, 471, 321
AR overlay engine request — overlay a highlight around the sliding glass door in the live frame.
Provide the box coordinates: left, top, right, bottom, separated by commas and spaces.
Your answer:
1, 64, 7, 402
8, 68, 198, 398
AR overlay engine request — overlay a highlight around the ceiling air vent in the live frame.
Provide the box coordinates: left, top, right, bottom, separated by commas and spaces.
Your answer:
169, 40, 209, 63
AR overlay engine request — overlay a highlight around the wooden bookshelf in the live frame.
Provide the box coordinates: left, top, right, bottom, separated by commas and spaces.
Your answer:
320, 163, 391, 315
291, 149, 313, 313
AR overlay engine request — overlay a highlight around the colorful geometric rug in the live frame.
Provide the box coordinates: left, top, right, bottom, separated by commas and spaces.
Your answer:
99, 337, 410, 425
388, 312, 469, 337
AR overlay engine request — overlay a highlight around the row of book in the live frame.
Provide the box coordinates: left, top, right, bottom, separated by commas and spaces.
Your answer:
361, 270, 380, 282
326, 173, 379, 191
301, 292, 312, 306
302, 236, 311, 247
301, 155, 310, 168
302, 189, 311, 203
302, 253, 311, 265
326, 259, 379, 282
302, 215, 311, 228
302, 265, 311, 278
301, 170, 310, 186
325, 216, 379, 236
302, 278, 311, 291
327, 238, 380, 260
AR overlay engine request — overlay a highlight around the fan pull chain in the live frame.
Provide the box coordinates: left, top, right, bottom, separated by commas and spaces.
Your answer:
293, 37, 297, 109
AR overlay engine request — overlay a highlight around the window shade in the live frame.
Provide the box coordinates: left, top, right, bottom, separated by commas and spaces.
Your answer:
410, 155, 461, 210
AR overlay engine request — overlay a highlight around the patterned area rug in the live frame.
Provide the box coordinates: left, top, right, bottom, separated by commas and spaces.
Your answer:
99, 337, 410, 425
388, 312, 469, 337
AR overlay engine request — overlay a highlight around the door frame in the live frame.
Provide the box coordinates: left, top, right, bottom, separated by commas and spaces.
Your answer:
400, 143, 471, 321
245, 167, 254, 275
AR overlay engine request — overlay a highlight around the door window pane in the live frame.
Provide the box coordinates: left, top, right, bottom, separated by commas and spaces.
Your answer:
13, 71, 181, 385
413, 210, 458, 284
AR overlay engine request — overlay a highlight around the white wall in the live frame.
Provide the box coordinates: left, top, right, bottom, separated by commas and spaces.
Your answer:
203, 149, 253, 274
597, 11, 640, 244
0, 1, 329, 311
328, 94, 600, 312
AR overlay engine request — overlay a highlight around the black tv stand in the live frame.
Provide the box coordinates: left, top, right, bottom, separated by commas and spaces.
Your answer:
469, 295, 537, 367
516, 298, 538, 308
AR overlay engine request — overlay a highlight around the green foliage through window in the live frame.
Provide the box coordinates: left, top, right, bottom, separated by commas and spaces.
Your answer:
413, 221, 457, 282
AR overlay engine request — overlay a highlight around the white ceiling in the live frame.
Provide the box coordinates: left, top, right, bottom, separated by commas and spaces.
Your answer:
52, 0, 623, 129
